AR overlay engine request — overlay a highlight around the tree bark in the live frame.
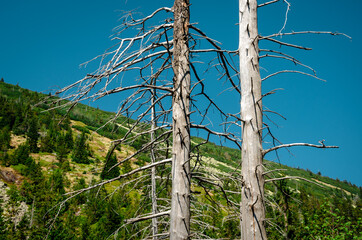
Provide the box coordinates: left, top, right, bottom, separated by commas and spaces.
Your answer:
239, 0, 267, 239
169, 0, 191, 239
150, 70, 158, 239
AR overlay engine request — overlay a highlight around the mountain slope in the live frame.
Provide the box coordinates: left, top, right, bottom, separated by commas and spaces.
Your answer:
0, 81, 361, 239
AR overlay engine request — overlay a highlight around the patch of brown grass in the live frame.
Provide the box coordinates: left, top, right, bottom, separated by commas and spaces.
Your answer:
10, 134, 26, 148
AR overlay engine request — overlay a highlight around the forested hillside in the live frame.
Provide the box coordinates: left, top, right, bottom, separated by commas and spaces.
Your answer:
0, 81, 361, 239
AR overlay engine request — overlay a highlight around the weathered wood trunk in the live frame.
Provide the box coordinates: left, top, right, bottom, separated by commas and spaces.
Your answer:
150, 76, 158, 239
239, 0, 267, 239
169, 0, 191, 239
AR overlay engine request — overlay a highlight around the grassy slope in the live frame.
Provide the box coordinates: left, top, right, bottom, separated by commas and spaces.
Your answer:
0, 81, 359, 199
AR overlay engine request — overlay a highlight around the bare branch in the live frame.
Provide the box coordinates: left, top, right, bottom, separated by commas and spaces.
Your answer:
121, 7, 173, 27
190, 49, 238, 54
259, 36, 312, 50
262, 70, 325, 82
258, 0, 281, 8
259, 54, 317, 75
263, 169, 287, 175
125, 211, 171, 224
190, 124, 241, 149
264, 31, 352, 39
189, 25, 241, 94
108, 130, 172, 172
261, 88, 284, 100
263, 142, 339, 156
64, 158, 172, 197
278, 0, 291, 34
263, 109, 286, 120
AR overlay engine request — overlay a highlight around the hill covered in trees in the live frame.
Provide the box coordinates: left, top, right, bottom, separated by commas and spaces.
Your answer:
0, 81, 361, 239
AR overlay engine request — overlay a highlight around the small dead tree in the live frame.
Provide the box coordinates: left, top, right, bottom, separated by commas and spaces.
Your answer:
150, 66, 158, 238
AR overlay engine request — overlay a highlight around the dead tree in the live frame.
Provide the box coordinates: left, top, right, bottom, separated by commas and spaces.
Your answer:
48, 5, 175, 239
47, 0, 240, 239
169, 0, 191, 239
150, 66, 158, 238
236, 0, 344, 239
239, 0, 267, 238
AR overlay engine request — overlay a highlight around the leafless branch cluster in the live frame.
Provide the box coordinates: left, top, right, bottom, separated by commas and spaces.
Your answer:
46, 3, 245, 238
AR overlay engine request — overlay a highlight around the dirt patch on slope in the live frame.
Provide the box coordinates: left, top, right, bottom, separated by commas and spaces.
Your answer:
0, 167, 24, 185
10, 134, 26, 148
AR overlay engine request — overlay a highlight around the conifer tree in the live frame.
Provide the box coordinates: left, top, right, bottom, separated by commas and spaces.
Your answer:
64, 127, 74, 151
0, 152, 10, 167
72, 131, 90, 164
27, 117, 39, 153
56, 133, 68, 163
39, 129, 54, 152
12, 143, 30, 165
0, 126, 11, 151
51, 169, 65, 194
40, 121, 58, 153
101, 152, 120, 180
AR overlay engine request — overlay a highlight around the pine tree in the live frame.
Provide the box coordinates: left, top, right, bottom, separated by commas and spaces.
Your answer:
12, 115, 26, 135
55, 133, 68, 162
26, 117, 39, 153
101, 152, 120, 180
0, 97, 16, 129
0, 152, 10, 167
39, 129, 54, 152
12, 143, 30, 165
72, 131, 90, 164
51, 169, 65, 194
40, 122, 58, 153
64, 127, 74, 151
0, 126, 11, 151
61, 116, 71, 131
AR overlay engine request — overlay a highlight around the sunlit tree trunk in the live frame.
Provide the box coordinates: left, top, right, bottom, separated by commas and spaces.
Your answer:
150, 69, 158, 239
239, 0, 267, 239
169, 0, 191, 239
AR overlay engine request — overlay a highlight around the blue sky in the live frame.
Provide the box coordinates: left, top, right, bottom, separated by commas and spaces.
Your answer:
1, 0, 361, 186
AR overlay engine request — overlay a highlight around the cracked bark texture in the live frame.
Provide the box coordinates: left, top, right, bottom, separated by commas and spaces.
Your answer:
239, 0, 267, 239
169, 0, 191, 239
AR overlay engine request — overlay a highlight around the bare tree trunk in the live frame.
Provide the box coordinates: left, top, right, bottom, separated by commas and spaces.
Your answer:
150, 68, 158, 239
169, 0, 191, 239
239, 0, 267, 239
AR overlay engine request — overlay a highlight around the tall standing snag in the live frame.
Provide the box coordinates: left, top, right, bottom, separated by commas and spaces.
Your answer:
239, 0, 267, 239
170, 0, 191, 239
236, 0, 343, 239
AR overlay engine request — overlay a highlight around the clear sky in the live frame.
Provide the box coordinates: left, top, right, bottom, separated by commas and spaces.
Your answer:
1, 0, 361, 186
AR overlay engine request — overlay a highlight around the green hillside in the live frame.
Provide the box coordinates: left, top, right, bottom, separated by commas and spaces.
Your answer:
0, 81, 361, 239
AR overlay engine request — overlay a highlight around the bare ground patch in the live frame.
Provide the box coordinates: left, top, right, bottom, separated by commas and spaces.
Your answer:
10, 135, 26, 148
